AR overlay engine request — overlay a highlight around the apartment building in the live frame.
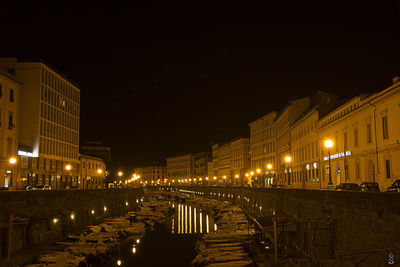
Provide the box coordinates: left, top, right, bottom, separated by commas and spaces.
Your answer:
0, 58, 80, 189
167, 154, 194, 182
0, 71, 20, 188
230, 138, 250, 185
79, 154, 106, 189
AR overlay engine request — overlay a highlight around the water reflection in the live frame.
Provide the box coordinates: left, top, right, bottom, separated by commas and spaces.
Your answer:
171, 203, 215, 234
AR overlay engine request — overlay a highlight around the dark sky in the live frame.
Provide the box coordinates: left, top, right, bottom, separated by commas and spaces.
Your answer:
1, 1, 400, 173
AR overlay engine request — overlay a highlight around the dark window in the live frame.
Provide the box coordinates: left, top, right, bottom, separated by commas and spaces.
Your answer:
0, 83, 2, 97
8, 114, 14, 129
382, 116, 389, 139
385, 160, 391, 179
9, 89, 14, 103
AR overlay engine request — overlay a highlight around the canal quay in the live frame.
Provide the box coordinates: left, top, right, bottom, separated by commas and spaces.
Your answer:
1, 189, 256, 267
2, 186, 400, 267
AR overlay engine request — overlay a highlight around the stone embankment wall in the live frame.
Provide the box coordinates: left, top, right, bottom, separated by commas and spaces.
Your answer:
155, 186, 400, 256
0, 189, 144, 257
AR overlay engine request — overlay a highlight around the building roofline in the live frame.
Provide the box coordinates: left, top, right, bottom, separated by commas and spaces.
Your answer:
0, 70, 23, 84
248, 111, 277, 126
0, 57, 81, 89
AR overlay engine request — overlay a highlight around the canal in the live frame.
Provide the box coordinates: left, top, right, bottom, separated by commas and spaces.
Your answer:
103, 202, 216, 267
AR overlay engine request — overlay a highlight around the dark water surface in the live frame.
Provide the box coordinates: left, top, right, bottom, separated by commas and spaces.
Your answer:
106, 202, 216, 267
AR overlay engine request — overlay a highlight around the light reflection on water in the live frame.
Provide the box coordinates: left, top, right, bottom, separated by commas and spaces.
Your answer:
171, 203, 215, 234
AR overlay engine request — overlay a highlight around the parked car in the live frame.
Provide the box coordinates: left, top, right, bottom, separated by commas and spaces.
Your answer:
360, 182, 380, 192
386, 179, 400, 192
25, 186, 33, 191
32, 185, 52, 190
335, 183, 361, 191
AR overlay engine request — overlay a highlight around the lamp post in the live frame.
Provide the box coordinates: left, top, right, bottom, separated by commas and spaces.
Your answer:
256, 169, 261, 187
324, 139, 334, 186
65, 164, 72, 189
284, 156, 292, 185
267, 164, 273, 187
8, 157, 17, 188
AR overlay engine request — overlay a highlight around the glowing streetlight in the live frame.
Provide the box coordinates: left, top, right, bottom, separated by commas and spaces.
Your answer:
284, 156, 292, 185
324, 139, 334, 185
250, 171, 254, 176
267, 164, 273, 170
97, 169, 102, 174
9, 157, 17, 164
235, 174, 239, 178
65, 164, 72, 171
118, 171, 123, 177
257, 169, 261, 173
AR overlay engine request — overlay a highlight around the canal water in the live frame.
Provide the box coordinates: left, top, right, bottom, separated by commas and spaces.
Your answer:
105, 202, 216, 267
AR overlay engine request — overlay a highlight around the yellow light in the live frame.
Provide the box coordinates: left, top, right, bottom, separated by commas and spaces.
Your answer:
136, 239, 140, 244
189, 179, 191, 182
257, 169, 261, 173
132, 247, 136, 254
250, 171, 254, 175
199, 178, 202, 181
53, 218, 58, 224
91, 210, 95, 214
133, 174, 137, 178
117, 259, 122, 266
223, 176, 227, 179
172, 180, 175, 182
70, 214, 75, 220
65, 164, 71, 171
193, 178, 196, 181
267, 164, 273, 170
325, 139, 334, 148
205, 177, 209, 180
9, 157, 17, 164
285, 156, 292, 163
213, 176, 217, 180
245, 173, 249, 177
125, 201, 129, 206
235, 174, 239, 178
104, 206, 107, 212
97, 169, 102, 174
118, 171, 123, 177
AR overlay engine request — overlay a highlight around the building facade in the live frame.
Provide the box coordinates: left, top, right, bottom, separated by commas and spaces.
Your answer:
290, 109, 321, 189
193, 152, 211, 179
135, 165, 166, 184
210, 143, 231, 184
318, 79, 400, 190
275, 97, 310, 186
0, 71, 21, 188
0, 58, 80, 189
249, 112, 277, 187
166, 154, 194, 183
79, 154, 106, 189
230, 138, 250, 185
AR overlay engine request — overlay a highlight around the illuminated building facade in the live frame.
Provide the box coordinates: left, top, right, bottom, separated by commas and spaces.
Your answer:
230, 138, 250, 185
0, 71, 21, 188
318, 78, 400, 190
0, 58, 80, 189
135, 165, 166, 184
167, 154, 194, 183
79, 154, 106, 189
249, 112, 276, 186
193, 152, 211, 180
210, 143, 231, 183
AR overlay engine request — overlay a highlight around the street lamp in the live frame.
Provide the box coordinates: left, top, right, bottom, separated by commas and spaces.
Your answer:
9, 157, 17, 164
284, 156, 292, 185
65, 164, 72, 171
324, 139, 334, 186
97, 169, 102, 174
8, 157, 17, 188
118, 171, 123, 177
267, 164, 273, 187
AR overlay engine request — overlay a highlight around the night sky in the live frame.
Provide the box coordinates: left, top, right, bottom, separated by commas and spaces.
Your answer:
1, 1, 400, 173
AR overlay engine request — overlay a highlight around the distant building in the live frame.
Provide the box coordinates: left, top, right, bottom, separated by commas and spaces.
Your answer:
80, 141, 111, 164
0, 58, 80, 189
135, 165, 166, 185
79, 154, 106, 189
249, 112, 277, 186
230, 138, 250, 185
210, 143, 231, 183
166, 154, 194, 183
0, 70, 21, 188
193, 152, 212, 179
